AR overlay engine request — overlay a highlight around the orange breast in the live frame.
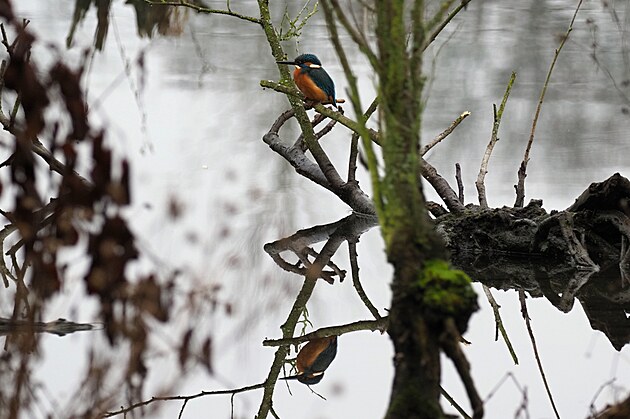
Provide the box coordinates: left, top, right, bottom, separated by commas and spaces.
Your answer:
293, 68, 329, 103
296, 336, 335, 373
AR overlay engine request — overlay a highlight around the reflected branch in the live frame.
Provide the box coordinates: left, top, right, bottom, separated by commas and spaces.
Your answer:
103, 382, 267, 417
263, 318, 388, 347
482, 284, 518, 365
264, 214, 378, 284
518, 290, 561, 419
349, 241, 382, 319
440, 318, 484, 419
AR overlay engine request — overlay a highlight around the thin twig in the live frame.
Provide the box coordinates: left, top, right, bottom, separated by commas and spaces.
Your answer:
348, 98, 379, 182
518, 289, 560, 419
515, 0, 584, 207
476, 71, 516, 208
103, 382, 267, 417
326, 0, 379, 69
177, 399, 188, 419
422, 0, 473, 51
440, 385, 472, 419
144, 0, 261, 24
420, 111, 471, 156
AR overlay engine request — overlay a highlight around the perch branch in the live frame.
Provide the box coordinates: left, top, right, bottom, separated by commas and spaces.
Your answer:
263, 317, 388, 346
260, 80, 378, 143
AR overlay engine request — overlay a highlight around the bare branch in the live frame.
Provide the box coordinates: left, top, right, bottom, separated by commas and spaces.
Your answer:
422, 0, 473, 51
455, 163, 464, 204
421, 158, 465, 213
515, 0, 584, 207
103, 382, 267, 417
476, 71, 516, 208
325, 0, 379, 69
420, 111, 470, 156
144, 0, 261, 24
349, 98, 379, 182
349, 240, 382, 319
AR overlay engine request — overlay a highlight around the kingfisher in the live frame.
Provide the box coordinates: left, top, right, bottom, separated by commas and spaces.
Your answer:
277, 54, 338, 108
282, 336, 338, 385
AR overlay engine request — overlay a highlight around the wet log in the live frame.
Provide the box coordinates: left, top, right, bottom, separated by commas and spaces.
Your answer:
436, 173, 630, 271
435, 173, 630, 350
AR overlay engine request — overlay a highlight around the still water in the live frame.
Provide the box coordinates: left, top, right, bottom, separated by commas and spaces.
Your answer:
5, 1, 630, 418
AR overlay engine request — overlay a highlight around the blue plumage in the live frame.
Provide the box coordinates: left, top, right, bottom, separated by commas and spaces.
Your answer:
277, 53, 338, 108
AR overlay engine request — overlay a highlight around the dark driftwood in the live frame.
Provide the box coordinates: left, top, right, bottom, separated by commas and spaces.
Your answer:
435, 173, 630, 350
437, 173, 630, 267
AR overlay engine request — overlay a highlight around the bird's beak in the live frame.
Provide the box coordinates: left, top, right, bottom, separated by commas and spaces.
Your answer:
276, 61, 296, 65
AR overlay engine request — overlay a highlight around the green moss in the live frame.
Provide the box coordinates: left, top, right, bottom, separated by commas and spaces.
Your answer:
386, 380, 443, 419
415, 259, 477, 316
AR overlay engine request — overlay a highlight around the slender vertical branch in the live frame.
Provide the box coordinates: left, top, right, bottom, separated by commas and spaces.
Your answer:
514, 0, 584, 207
476, 71, 516, 208
348, 98, 378, 182
455, 163, 464, 204
321, 1, 385, 218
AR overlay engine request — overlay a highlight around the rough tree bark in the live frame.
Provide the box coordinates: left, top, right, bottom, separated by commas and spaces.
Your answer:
372, 2, 480, 418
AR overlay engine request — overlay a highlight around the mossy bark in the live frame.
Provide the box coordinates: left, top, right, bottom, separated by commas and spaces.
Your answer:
375, 2, 477, 418
376, 1, 456, 419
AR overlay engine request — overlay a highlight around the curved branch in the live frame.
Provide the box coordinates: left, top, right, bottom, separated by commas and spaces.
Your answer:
421, 158, 465, 213
144, 0, 261, 24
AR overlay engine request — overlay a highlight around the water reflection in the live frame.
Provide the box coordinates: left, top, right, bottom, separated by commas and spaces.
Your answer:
7, 0, 630, 418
